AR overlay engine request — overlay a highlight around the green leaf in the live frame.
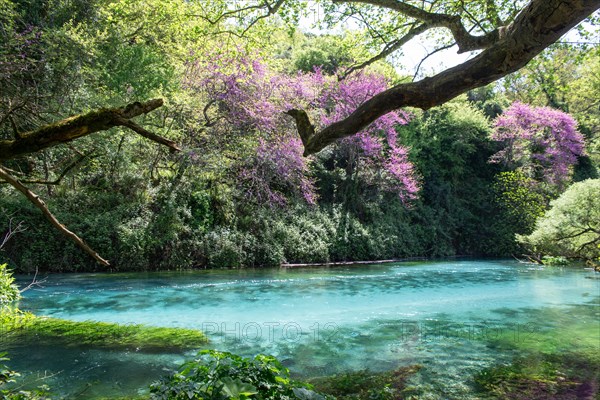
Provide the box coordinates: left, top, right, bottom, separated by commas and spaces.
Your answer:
220, 377, 258, 399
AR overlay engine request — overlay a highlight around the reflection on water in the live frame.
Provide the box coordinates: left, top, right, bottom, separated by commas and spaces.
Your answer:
4, 260, 599, 399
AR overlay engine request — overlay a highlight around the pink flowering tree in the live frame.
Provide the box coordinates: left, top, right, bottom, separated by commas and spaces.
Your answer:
490, 102, 586, 189
183, 49, 419, 206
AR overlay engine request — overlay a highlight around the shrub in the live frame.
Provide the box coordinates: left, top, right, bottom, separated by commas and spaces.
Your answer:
0, 264, 20, 306
150, 350, 328, 400
518, 179, 600, 263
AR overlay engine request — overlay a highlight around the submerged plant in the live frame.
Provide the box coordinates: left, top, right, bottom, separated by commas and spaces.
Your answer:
474, 353, 599, 399
309, 365, 422, 400
12, 318, 208, 351
0, 352, 50, 399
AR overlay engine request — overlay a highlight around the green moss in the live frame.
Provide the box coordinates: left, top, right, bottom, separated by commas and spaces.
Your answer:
310, 365, 422, 399
2, 310, 207, 352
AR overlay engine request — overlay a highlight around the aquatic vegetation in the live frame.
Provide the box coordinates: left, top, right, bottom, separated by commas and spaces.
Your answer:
150, 350, 328, 400
486, 302, 600, 356
476, 301, 600, 399
310, 365, 422, 400
474, 352, 599, 399
11, 317, 208, 351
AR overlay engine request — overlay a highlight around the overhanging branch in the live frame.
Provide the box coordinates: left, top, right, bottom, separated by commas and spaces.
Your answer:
0, 99, 179, 161
291, 0, 600, 156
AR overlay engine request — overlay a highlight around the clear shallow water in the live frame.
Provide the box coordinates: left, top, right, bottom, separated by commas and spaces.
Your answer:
4, 260, 600, 399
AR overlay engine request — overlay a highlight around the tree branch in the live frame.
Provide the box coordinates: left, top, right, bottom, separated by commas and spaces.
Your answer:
332, 0, 501, 52
0, 218, 26, 250
339, 23, 429, 80
0, 165, 110, 267
0, 152, 94, 186
114, 118, 181, 151
412, 43, 455, 79
0, 99, 179, 161
291, 0, 600, 156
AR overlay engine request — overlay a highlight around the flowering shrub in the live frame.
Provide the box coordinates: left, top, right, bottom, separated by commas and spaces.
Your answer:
183, 49, 418, 206
490, 102, 586, 188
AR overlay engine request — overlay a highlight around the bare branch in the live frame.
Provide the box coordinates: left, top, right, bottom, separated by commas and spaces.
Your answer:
19, 266, 48, 293
0, 218, 26, 249
0, 165, 110, 266
412, 43, 455, 80
114, 118, 181, 152
0, 152, 93, 186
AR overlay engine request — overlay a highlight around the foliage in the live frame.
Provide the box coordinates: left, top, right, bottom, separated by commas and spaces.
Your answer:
1, 0, 598, 271
493, 171, 547, 235
490, 102, 586, 189
150, 350, 328, 400
0, 263, 20, 306
540, 255, 569, 266
397, 101, 515, 256
0, 353, 49, 400
517, 179, 600, 263
183, 48, 417, 206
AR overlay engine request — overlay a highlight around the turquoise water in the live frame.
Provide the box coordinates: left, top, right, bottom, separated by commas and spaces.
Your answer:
4, 260, 600, 398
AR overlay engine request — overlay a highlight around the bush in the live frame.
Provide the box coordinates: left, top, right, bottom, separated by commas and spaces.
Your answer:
150, 350, 328, 400
518, 179, 600, 263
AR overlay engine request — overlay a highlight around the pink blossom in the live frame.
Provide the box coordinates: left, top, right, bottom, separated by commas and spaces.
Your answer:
491, 102, 585, 187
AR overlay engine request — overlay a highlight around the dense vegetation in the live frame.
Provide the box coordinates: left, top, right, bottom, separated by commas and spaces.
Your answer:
0, 1, 596, 272
0, 2, 598, 398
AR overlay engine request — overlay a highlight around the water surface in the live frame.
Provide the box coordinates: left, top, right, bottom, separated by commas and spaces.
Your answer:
4, 260, 599, 398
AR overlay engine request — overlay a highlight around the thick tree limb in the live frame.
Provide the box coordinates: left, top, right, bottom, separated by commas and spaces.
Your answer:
290, 0, 600, 156
0, 165, 110, 267
0, 99, 180, 161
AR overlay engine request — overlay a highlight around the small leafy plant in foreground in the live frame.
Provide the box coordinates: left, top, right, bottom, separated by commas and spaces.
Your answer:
0, 352, 49, 400
150, 350, 329, 400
